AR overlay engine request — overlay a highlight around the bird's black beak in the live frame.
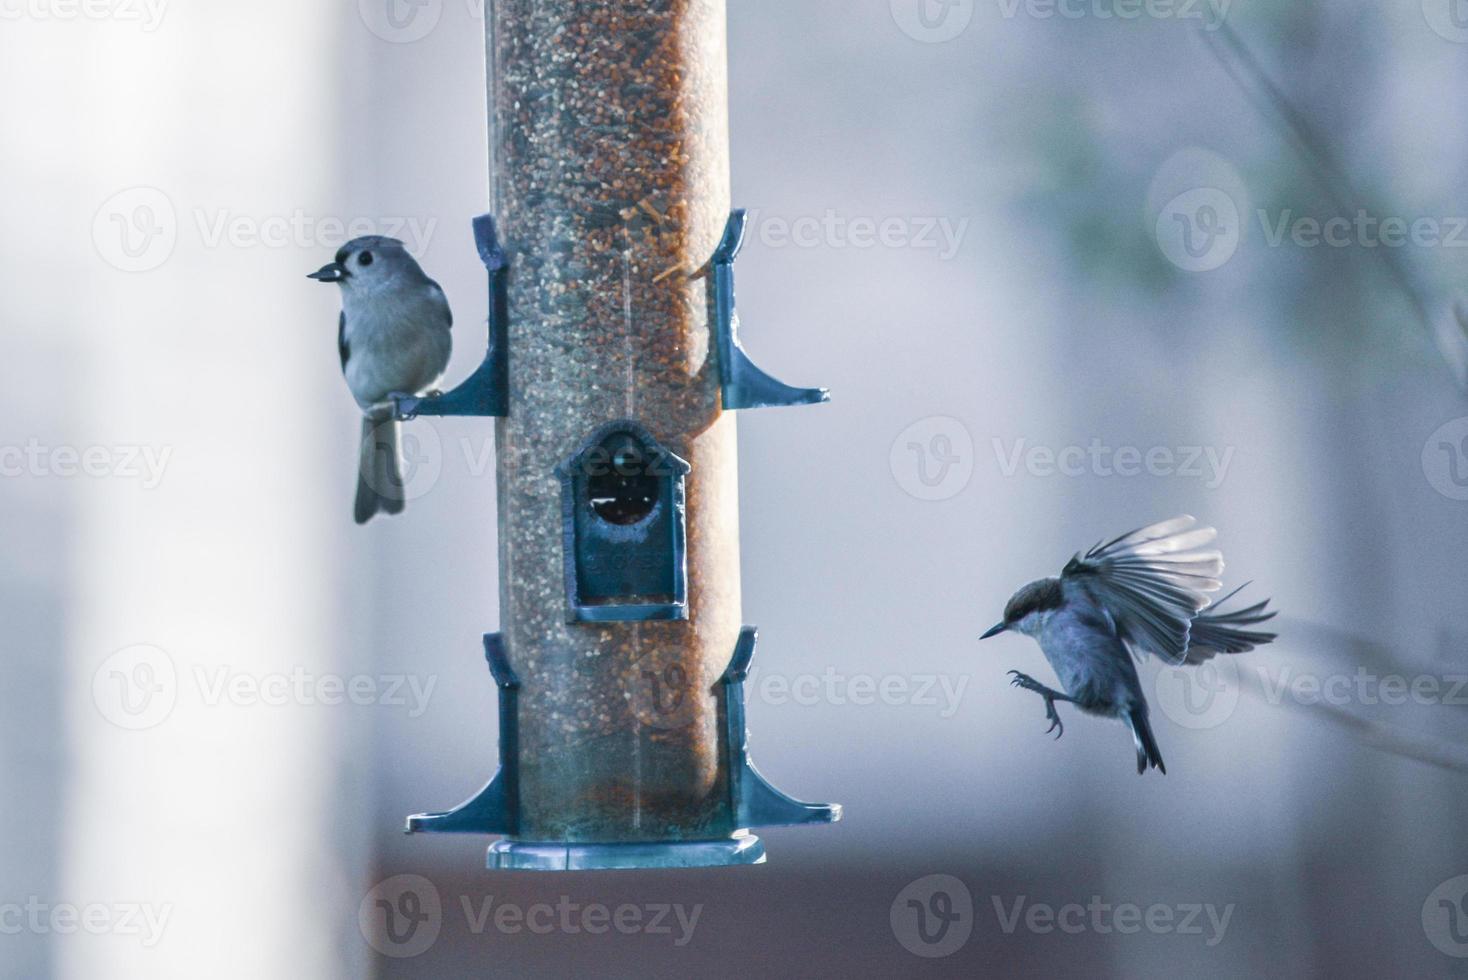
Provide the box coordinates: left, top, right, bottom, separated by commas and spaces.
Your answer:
981, 623, 1008, 640
307, 262, 346, 283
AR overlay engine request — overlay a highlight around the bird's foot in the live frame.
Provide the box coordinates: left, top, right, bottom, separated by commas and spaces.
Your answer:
1008, 671, 1066, 739
387, 391, 419, 421
365, 401, 396, 424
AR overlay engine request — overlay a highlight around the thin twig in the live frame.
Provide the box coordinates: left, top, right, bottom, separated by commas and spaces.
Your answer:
1240, 667, 1468, 774
1239, 617, 1468, 773
1201, 17, 1468, 389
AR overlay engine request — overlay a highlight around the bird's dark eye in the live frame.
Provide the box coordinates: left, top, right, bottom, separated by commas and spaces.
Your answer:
358, 251, 374, 267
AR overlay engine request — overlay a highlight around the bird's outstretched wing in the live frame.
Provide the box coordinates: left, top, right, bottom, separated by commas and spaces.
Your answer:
1061, 515, 1224, 664
1183, 584, 1278, 664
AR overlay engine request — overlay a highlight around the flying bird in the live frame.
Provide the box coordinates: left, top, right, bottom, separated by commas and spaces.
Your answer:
980, 516, 1277, 774
309, 236, 452, 524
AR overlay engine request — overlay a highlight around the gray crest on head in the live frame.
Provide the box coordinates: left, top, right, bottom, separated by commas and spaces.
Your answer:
1004, 578, 1063, 624
335, 235, 409, 266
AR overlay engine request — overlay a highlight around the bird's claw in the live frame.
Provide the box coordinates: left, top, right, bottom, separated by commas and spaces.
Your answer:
387, 392, 419, 421
1045, 704, 1064, 740
1008, 670, 1042, 693
389, 390, 444, 422
1008, 671, 1065, 740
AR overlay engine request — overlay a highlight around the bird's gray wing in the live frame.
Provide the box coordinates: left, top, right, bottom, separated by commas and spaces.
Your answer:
1183, 584, 1278, 664
426, 279, 453, 329
1061, 515, 1224, 664
338, 311, 349, 373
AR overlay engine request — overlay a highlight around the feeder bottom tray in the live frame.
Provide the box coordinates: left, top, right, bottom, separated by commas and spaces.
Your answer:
486, 832, 765, 871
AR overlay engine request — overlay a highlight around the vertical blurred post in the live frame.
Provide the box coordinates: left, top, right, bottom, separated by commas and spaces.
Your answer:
488, 0, 744, 846
4, 5, 362, 977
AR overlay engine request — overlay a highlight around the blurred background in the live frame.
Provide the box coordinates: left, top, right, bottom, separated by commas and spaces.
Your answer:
5, 0, 1468, 976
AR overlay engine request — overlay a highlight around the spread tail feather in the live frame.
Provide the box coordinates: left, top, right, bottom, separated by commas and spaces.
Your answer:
1185, 584, 1279, 664
356, 413, 406, 525
1129, 708, 1166, 775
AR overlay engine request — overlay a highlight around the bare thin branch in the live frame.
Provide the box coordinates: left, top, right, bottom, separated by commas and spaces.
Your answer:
1200, 19, 1468, 390
1239, 617, 1468, 773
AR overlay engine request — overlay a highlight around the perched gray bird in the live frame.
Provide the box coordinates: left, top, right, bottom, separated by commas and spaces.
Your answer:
309, 236, 452, 524
980, 516, 1277, 775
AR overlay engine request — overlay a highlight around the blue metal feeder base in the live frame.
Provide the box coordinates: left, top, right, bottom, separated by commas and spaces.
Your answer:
407, 628, 840, 870
486, 833, 766, 872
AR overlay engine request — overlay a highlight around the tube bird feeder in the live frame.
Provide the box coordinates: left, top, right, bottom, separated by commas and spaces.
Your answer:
397, 0, 839, 870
